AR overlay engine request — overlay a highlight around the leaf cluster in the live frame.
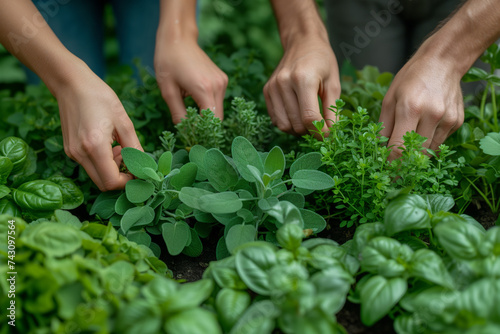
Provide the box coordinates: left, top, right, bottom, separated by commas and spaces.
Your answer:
204, 222, 356, 334
0, 136, 83, 219
303, 100, 463, 228
90, 136, 335, 259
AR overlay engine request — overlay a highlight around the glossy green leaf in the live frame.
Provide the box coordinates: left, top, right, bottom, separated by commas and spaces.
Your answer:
170, 162, 198, 190
47, 175, 84, 210
216, 288, 251, 332
226, 224, 256, 254
235, 244, 277, 295
276, 223, 304, 250
421, 194, 455, 214
204, 148, 239, 191
230, 300, 277, 334
0, 136, 28, 174
164, 308, 222, 334
198, 192, 243, 214
100, 260, 135, 293
291, 170, 335, 190
0, 198, 21, 216
480, 132, 500, 156
289, 152, 322, 177
116, 300, 161, 334
164, 279, 214, 313
0, 185, 10, 200
231, 136, 264, 182
409, 249, 454, 289
120, 206, 155, 233
44, 135, 64, 153
53, 209, 82, 228
121, 147, 159, 180
0, 156, 13, 185
158, 151, 173, 176
21, 221, 82, 257
434, 220, 484, 260
384, 194, 431, 236
125, 179, 155, 203
161, 221, 191, 256
265, 200, 304, 228
12, 180, 63, 212
361, 237, 412, 277
360, 275, 407, 326
264, 146, 285, 180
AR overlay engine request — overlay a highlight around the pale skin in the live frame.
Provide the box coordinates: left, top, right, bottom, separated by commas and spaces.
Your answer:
380, 0, 500, 160
0, 0, 142, 191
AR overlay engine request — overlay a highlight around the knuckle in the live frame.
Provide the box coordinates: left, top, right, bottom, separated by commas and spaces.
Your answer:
196, 80, 213, 94
301, 108, 321, 124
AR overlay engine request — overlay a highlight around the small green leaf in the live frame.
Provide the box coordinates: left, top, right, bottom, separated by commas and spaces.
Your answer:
291, 170, 335, 190
182, 228, 203, 257
290, 152, 322, 177
230, 300, 278, 334
161, 221, 191, 256
121, 147, 158, 180
235, 244, 277, 295
164, 308, 222, 334
300, 208, 327, 233
360, 276, 407, 326
158, 151, 173, 176
199, 192, 243, 214
434, 219, 484, 260
179, 187, 213, 211
44, 135, 64, 153
204, 149, 239, 191
266, 201, 304, 228
226, 224, 256, 254
0, 136, 29, 174
120, 206, 155, 233
0, 156, 13, 185
231, 136, 264, 182
188, 145, 208, 181
90, 191, 121, 219
276, 223, 304, 250
170, 162, 198, 190
216, 289, 251, 332
384, 194, 431, 236
264, 146, 285, 179
0, 199, 21, 217
480, 132, 500, 156
409, 249, 454, 289
125, 179, 155, 203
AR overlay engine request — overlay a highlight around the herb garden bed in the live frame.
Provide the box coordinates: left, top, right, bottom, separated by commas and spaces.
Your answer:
1, 46, 500, 334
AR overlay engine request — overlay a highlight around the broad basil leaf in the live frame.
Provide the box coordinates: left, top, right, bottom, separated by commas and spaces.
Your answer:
116, 300, 161, 334
0, 136, 29, 174
0, 185, 10, 200
231, 136, 264, 182
361, 237, 413, 277
434, 220, 485, 260
12, 180, 63, 212
161, 221, 191, 256
421, 194, 455, 214
47, 175, 84, 210
409, 249, 454, 289
265, 200, 304, 228
21, 221, 82, 257
0, 198, 21, 217
235, 244, 277, 295
276, 223, 304, 251
204, 148, 239, 192
230, 300, 278, 334
360, 275, 407, 326
384, 194, 431, 236
215, 288, 251, 332
164, 308, 222, 334
0, 156, 13, 184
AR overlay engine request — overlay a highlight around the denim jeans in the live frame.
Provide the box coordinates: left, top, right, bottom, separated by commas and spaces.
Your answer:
26, 0, 160, 83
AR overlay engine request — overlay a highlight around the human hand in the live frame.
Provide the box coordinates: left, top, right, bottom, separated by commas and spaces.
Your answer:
263, 36, 340, 136
56, 73, 143, 191
155, 40, 228, 124
379, 55, 464, 161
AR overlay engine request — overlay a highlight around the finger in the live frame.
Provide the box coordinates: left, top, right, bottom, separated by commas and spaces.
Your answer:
87, 140, 134, 191
379, 92, 397, 139
265, 80, 296, 135
191, 85, 218, 117
277, 75, 308, 135
114, 116, 143, 151
387, 103, 419, 161
320, 80, 341, 128
214, 73, 228, 121
161, 83, 187, 124
292, 76, 325, 136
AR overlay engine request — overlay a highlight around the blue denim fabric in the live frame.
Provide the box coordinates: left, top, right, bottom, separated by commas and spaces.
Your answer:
26, 0, 160, 83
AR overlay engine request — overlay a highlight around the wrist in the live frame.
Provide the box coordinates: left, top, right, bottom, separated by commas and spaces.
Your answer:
157, 0, 198, 44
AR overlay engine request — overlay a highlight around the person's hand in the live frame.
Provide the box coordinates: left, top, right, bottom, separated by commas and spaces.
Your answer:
154, 40, 228, 124
263, 36, 340, 136
379, 54, 464, 160
56, 72, 143, 191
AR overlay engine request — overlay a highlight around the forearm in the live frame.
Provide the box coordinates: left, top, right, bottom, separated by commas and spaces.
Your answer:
0, 0, 89, 97
417, 0, 500, 76
270, 0, 329, 50
157, 0, 198, 44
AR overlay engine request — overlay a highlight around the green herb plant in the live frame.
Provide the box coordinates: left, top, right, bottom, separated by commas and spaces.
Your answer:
204, 222, 356, 334
0, 136, 83, 219
303, 100, 463, 228
90, 136, 335, 259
